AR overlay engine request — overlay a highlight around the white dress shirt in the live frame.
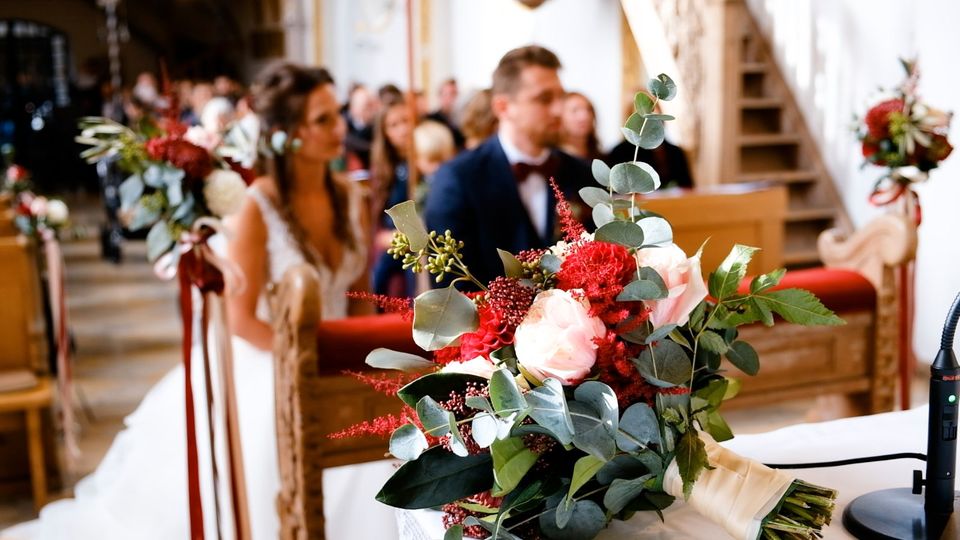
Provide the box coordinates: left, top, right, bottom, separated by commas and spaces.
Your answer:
498, 132, 550, 239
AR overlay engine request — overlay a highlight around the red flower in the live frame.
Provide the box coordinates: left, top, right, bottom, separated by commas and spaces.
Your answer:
865, 98, 904, 138
432, 346, 462, 366
486, 277, 536, 329
593, 331, 656, 409
555, 240, 645, 327
460, 305, 514, 361
926, 133, 954, 163
145, 136, 172, 161
549, 177, 586, 241
5, 164, 29, 183
165, 139, 213, 179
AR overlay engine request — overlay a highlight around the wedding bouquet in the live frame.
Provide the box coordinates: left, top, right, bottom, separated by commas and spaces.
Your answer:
857, 59, 953, 205
355, 75, 841, 540
76, 114, 252, 264
1, 164, 70, 239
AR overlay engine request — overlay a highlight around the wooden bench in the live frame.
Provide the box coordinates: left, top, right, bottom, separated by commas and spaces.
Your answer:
271, 213, 914, 538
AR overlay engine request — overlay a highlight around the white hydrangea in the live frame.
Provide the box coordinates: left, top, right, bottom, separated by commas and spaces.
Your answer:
46, 199, 69, 225
203, 169, 246, 217
548, 231, 595, 262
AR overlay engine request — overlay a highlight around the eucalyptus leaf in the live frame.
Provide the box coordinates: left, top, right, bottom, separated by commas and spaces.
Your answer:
569, 401, 616, 461
592, 203, 616, 228
617, 402, 662, 451
634, 340, 691, 387
142, 165, 168, 188
376, 447, 492, 509
643, 113, 676, 121
595, 220, 645, 248
171, 193, 195, 222
526, 378, 575, 445
128, 201, 160, 231
610, 161, 660, 195
644, 323, 678, 345
724, 340, 760, 376
466, 395, 494, 413
596, 455, 653, 485
567, 455, 605, 502
637, 217, 673, 246
412, 286, 479, 351
648, 73, 678, 101
578, 186, 612, 208
491, 437, 538, 496
618, 268, 668, 302
386, 200, 430, 251
708, 244, 759, 301
540, 253, 562, 274
636, 118, 666, 150
471, 413, 501, 448
539, 499, 606, 540
490, 368, 528, 417
118, 175, 144, 210
443, 525, 463, 540
634, 92, 655, 115
145, 221, 173, 262
462, 517, 523, 540
416, 395, 454, 438
574, 382, 619, 430
365, 348, 434, 372
604, 474, 653, 513
389, 424, 429, 460
591, 159, 611, 187
497, 249, 524, 278
166, 177, 183, 207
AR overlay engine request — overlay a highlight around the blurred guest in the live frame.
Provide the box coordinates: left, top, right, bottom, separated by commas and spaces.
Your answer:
186, 82, 214, 127
560, 91, 603, 162
132, 71, 159, 109
175, 80, 195, 123
426, 78, 465, 149
413, 89, 429, 118
378, 83, 403, 104
425, 45, 592, 288
213, 75, 240, 103
370, 95, 415, 297
460, 88, 497, 150
414, 120, 456, 181
200, 97, 235, 135
343, 84, 377, 171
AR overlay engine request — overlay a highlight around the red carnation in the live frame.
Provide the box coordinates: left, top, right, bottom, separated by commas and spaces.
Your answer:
865, 98, 904, 139
555, 240, 644, 326
165, 139, 213, 179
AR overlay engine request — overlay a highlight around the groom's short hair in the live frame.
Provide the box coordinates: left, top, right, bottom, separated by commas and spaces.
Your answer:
492, 45, 561, 96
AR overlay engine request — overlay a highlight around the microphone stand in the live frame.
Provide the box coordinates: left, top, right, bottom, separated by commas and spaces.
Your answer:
843, 292, 960, 539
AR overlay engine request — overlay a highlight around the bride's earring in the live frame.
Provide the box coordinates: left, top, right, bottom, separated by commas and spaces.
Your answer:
289, 138, 302, 153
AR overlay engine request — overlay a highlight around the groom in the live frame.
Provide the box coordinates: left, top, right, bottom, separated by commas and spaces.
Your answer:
425, 45, 592, 288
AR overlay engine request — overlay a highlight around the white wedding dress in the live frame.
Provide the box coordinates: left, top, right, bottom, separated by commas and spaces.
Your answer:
3, 183, 400, 540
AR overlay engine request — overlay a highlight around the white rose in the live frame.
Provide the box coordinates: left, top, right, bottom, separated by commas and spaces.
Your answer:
634, 243, 708, 328
203, 169, 247, 217
439, 357, 498, 379
514, 288, 606, 385
46, 199, 69, 225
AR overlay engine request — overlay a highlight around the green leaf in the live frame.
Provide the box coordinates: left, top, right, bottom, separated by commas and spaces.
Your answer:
376, 446, 493, 509
491, 437, 538, 496
397, 372, 488, 408
389, 424, 428, 460
637, 217, 673, 246
463, 517, 523, 540
692, 378, 729, 411
416, 396, 454, 437
171, 193, 195, 222
750, 267, 786, 294
412, 286, 479, 350
166, 178, 183, 207
648, 73, 678, 101
526, 378, 575, 445
644, 113, 675, 121
700, 410, 734, 442
618, 267, 668, 302
472, 412, 510, 448
540, 253, 562, 274
569, 401, 617, 461
574, 381, 620, 431
497, 249, 524, 278
145, 221, 173, 262
724, 340, 760, 376
604, 475, 652, 513
675, 430, 709, 499
698, 331, 729, 354
386, 200, 430, 251
591, 159, 611, 187
754, 288, 845, 326
708, 244, 759, 301
592, 203, 615, 228
128, 201, 160, 231
617, 403, 661, 452
610, 161, 660, 194
567, 455, 605, 503
118, 175, 144, 210
596, 455, 655, 485
539, 499, 606, 540
634, 92, 655, 115
624, 114, 667, 150
595, 220, 645, 248
634, 340, 691, 387
644, 323, 678, 345
490, 368, 528, 417
365, 347, 434, 371
689, 302, 706, 332
444, 525, 463, 540
578, 186, 612, 208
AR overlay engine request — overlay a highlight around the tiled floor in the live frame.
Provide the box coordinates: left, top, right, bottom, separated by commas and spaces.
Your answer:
0, 202, 932, 529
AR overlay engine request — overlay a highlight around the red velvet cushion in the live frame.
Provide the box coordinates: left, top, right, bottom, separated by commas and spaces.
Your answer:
315, 313, 419, 376
738, 268, 876, 313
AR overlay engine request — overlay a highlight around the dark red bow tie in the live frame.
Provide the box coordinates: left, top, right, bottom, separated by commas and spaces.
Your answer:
511, 155, 558, 183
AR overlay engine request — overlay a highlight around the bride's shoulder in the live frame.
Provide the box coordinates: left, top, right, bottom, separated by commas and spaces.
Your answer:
331, 171, 369, 204
249, 176, 280, 203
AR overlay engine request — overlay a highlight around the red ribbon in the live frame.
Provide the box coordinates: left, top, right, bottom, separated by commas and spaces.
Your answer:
178, 251, 206, 540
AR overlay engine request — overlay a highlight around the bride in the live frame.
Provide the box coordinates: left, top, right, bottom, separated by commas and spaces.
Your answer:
3, 63, 400, 540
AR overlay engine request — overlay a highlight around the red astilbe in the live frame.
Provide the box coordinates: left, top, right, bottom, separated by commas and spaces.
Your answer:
346, 291, 414, 320
328, 407, 417, 440
343, 370, 419, 396
593, 331, 657, 409
555, 240, 647, 327
549, 177, 586, 242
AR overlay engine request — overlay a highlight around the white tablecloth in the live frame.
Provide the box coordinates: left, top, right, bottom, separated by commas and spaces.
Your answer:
398, 406, 957, 539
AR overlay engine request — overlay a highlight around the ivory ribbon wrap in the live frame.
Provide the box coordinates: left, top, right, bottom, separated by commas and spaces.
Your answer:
663, 432, 794, 540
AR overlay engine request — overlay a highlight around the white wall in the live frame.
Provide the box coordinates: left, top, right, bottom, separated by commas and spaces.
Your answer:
747, 0, 960, 362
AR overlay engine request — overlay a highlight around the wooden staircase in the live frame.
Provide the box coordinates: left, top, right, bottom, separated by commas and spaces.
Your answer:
728, 12, 850, 268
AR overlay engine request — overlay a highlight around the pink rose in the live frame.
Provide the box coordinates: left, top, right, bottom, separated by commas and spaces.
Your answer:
634, 243, 708, 328
514, 289, 606, 385
440, 357, 498, 379
6, 165, 28, 183
29, 196, 48, 218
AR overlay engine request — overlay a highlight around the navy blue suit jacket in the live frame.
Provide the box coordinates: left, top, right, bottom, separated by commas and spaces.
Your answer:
425, 136, 592, 288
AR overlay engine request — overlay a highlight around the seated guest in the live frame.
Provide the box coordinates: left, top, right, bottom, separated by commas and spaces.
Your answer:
425, 45, 592, 288
378, 83, 403, 105
412, 120, 456, 208
343, 84, 378, 171
426, 78, 466, 149
370, 94, 416, 298
460, 88, 497, 150
605, 100, 694, 188
560, 91, 604, 162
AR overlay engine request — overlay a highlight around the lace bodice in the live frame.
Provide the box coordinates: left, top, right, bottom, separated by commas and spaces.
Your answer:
248, 182, 367, 320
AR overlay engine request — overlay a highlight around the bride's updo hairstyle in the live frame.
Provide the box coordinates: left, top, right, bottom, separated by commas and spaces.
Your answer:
251, 62, 355, 265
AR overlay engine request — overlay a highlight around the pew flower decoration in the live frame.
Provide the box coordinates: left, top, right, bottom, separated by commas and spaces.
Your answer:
14, 193, 70, 238
75, 116, 253, 264
358, 75, 843, 540
857, 58, 953, 207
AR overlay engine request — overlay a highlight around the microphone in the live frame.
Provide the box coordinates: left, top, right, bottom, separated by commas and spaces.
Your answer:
843, 292, 960, 539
